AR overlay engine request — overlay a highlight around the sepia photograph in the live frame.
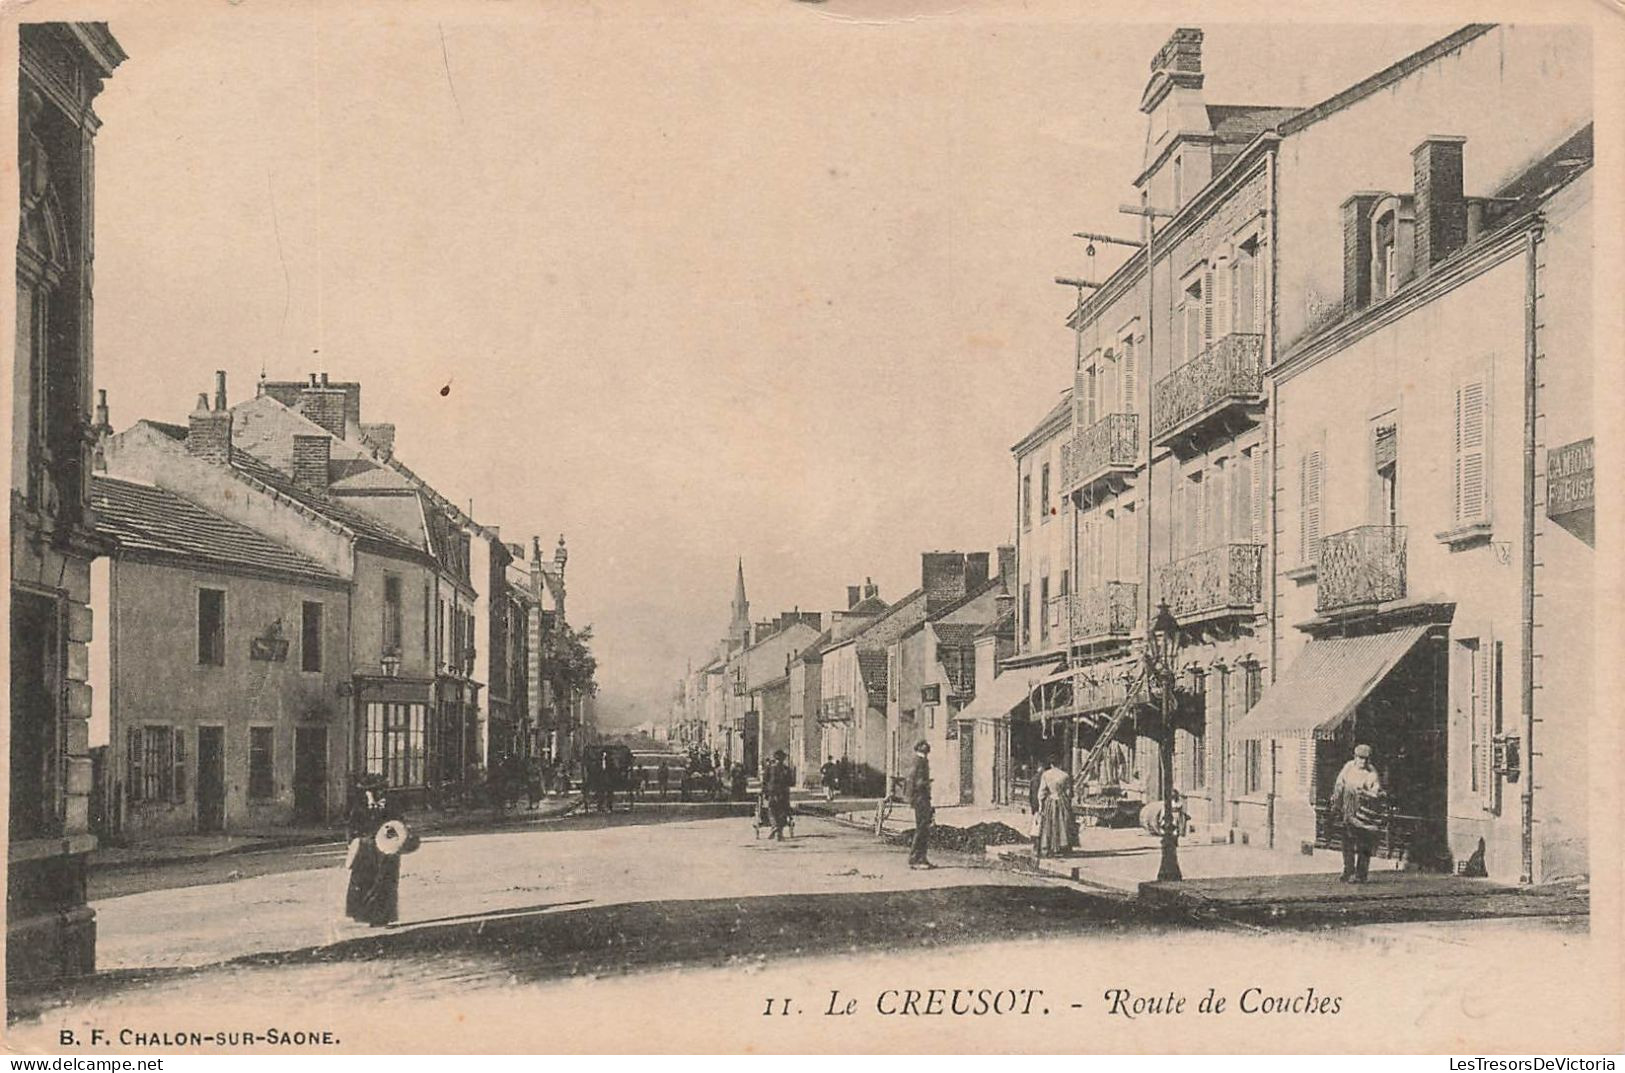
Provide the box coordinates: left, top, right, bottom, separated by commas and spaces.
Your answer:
3, 0, 1620, 1056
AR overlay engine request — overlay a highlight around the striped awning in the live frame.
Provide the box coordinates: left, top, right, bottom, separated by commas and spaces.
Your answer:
1232, 625, 1429, 740
955, 659, 1062, 722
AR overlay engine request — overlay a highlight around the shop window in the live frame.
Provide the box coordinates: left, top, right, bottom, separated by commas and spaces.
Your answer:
366, 702, 427, 788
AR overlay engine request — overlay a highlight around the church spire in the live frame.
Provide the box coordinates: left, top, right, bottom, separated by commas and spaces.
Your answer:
728, 557, 750, 647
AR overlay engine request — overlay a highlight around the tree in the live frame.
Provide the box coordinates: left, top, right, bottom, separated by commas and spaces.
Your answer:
552, 623, 599, 699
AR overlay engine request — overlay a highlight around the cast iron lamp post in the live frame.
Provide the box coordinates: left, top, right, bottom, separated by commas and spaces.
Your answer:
1147, 600, 1183, 882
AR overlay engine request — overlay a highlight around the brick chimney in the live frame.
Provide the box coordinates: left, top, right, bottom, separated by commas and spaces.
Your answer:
1137, 28, 1212, 207
964, 551, 991, 591
1340, 192, 1383, 313
297, 372, 350, 439
922, 551, 971, 608
187, 391, 233, 465
291, 434, 331, 492
846, 585, 862, 609
1412, 136, 1467, 272
996, 544, 1017, 588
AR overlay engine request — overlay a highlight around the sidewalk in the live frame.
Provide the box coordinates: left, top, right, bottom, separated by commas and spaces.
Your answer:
89, 794, 583, 871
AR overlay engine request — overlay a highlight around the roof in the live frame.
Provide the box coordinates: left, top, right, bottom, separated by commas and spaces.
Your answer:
824, 588, 929, 656
931, 623, 983, 648
92, 476, 344, 584
1011, 390, 1073, 455
1207, 105, 1303, 144
793, 630, 831, 664
1233, 627, 1430, 740
847, 595, 890, 616
1490, 123, 1592, 215
1278, 25, 1495, 137
976, 607, 1016, 640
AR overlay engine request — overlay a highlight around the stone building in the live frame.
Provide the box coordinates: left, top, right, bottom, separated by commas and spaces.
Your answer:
89, 475, 352, 839
10, 21, 125, 983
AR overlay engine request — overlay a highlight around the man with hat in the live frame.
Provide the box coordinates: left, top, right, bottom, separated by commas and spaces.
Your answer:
1330, 743, 1386, 882
765, 749, 794, 840
907, 740, 935, 869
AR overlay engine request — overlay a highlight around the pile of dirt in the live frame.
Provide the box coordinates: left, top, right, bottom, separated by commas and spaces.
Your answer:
891, 821, 1029, 854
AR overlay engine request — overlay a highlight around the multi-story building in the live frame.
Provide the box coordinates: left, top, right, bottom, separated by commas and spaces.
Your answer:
1236, 57, 1590, 880
736, 612, 822, 772
89, 473, 352, 839
10, 21, 126, 983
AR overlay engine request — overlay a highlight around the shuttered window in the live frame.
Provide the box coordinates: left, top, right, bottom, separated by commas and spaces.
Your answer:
1453, 373, 1491, 526
1299, 449, 1324, 565
1232, 449, 1254, 543
1211, 254, 1232, 339
1118, 330, 1138, 412
1201, 265, 1215, 346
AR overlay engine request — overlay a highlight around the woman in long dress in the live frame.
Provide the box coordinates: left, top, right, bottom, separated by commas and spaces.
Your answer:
344, 778, 403, 926
1036, 760, 1076, 859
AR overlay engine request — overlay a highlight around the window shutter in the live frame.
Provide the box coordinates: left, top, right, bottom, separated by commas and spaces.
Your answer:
1252, 251, 1266, 338
173, 728, 187, 803
1454, 376, 1490, 525
1120, 334, 1137, 411
1297, 738, 1312, 794
127, 727, 142, 803
1212, 255, 1233, 339
1300, 449, 1323, 564
1086, 363, 1099, 425
1251, 445, 1266, 543
1202, 267, 1215, 345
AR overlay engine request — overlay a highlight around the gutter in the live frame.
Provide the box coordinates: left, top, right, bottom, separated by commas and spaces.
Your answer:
1520, 223, 1543, 884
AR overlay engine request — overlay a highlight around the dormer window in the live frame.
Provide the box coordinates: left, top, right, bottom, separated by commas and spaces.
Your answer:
1368, 195, 1415, 302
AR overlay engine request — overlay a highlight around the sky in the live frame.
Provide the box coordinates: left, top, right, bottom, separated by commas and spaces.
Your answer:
82, 3, 1452, 726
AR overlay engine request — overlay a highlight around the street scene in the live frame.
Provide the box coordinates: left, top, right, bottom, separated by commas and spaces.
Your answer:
6, 5, 1612, 1057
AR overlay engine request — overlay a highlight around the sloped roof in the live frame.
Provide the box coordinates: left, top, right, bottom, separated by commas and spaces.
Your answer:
1012, 390, 1073, 454
857, 651, 889, 697
93, 476, 344, 583
976, 608, 1017, 641
1207, 104, 1302, 144
848, 594, 890, 616
931, 623, 983, 648
825, 588, 928, 655
227, 447, 422, 553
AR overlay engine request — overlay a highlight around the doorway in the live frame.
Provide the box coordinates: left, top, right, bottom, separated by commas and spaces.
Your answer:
197, 726, 225, 832
293, 727, 328, 823
10, 591, 60, 840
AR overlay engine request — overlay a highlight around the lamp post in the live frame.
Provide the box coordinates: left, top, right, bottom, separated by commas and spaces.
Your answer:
1147, 600, 1183, 882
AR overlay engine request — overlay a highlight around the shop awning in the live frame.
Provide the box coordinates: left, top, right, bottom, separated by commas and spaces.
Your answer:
955, 659, 1062, 722
1232, 625, 1430, 740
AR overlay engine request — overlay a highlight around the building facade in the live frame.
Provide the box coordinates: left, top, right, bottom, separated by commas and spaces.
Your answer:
10, 22, 126, 983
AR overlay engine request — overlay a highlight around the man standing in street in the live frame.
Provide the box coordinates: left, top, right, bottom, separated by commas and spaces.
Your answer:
1331, 743, 1385, 882
657, 760, 670, 799
820, 756, 838, 802
765, 749, 794, 840
908, 740, 935, 870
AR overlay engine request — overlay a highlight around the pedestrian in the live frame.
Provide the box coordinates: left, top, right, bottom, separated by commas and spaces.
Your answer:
765, 750, 794, 840
908, 741, 935, 870
1036, 759, 1076, 860
633, 763, 647, 801
1331, 743, 1386, 883
657, 760, 670, 799
820, 756, 838, 802
730, 762, 748, 802
344, 775, 404, 927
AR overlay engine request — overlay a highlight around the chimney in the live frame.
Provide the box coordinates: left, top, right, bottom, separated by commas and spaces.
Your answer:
291, 434, 331, 492
92, 389, 111, 472
297, 373, 349, 439
922, 551, 971, 608
996, 544, 1017, 588
964, 551, 990, 591
360, 422, 396, 459
213, 370, 228, 412
187, 390, 233, 464
847, 585, 861, 609
1413, 136, 1467, 272
1340, 192, 1383, 313
94, 388, 110, 431
863, 577, 878, 600
995, 593, 1016, 623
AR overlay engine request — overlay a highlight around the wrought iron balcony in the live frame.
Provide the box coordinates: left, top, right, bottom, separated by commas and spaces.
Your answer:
1150, 333, 1265, 450
1155, 542, 1264, 621
1062, 412, 1139, 498
1316, 525, 1407, 613
1052, 581, 1140, 644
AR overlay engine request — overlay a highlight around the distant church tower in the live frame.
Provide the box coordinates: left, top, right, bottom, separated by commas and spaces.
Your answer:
728, 558, 751, 649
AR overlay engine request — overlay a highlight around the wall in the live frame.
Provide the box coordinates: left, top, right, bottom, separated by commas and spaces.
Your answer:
1014, 414, 1069, 656
106, 559, 350, 838
1276, 25, 1591, 352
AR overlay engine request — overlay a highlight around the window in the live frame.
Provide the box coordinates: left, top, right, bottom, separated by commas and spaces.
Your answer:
1022, 474, 1032, 530
1299, 448, 1324, 565
1452, 373, 1491, 528
367, 703, 427, 788
1181, 471, 1206, 556
1374, 422, 1399, 527
383, 575, 403, 653
248, 727, 274, 801
126, 726, 177, 803
1022, 582, 1032, 648
1461, 636, 1501, 813
1232, 449, 1255, 543
1233, 238, 1260, 335
423, 584, 432, 658
437, 598, 446, 664
1039, 576, 1050, 643
1083, 357, 1100, 425
1176, 275, 1208, 363
300, 601, 323, 673
1059, 568, 1070, 597
1040, 463, 1051, 523
197, 588, 226, 666
1117, 328, 1138, 412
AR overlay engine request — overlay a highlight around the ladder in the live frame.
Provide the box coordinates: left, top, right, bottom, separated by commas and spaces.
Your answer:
1074, 662, 1150, 785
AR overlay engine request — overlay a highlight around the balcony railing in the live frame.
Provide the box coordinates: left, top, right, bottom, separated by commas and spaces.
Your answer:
1316, 525, 1407, 613
1063, 412, 1139, 496
1155, 542, 1264, 620
1061, 581, 1140, 643
1150, 333, 1264, 447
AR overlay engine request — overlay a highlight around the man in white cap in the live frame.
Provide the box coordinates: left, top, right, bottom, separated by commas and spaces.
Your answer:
907, 740, 935, 869
1330, 743, 1385, 882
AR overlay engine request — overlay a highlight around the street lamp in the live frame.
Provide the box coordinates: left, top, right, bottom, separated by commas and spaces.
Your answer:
1147, 600, 1183, 882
